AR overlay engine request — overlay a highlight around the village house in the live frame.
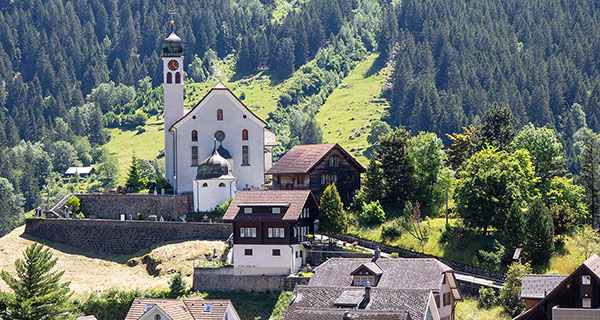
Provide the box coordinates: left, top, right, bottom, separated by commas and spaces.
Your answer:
222, 190, 319, 275
125, 296, 240, 320
284, 256, 463, 320
515, 254, 600, 320
266, 143, 365, 205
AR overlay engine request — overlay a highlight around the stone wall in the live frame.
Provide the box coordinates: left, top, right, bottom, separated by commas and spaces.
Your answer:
333, 234, 505, 281
24, 218, 231, 254
193, 266, 310, 292
75, 193, 193, 220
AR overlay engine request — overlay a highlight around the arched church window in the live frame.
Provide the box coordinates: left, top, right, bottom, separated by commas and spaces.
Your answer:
242, 129, 248, 141
175, 72, 181, 83
166, 72, 172, 84
217, 109, 223, 121
192, 130, 198, 142
202, 183, 208, 188
219, 183, 226, 187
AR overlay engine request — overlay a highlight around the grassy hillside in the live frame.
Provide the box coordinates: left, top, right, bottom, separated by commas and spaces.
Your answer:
0, 226, 224, 297
315, 53, 391, 165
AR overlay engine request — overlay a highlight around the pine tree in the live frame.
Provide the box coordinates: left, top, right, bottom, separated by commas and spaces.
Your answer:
499, 262, 532, 317
1, 243, 73, 320
580, 133, 600, 227
125, 155, 143, 191
364, 157, 384, 203
169, 269, 188, 298
503, 202, 525, 261
319, 184, 348, 236
481, 102, 517, 150
374, 127, 414, 205
524, 198, 555, 265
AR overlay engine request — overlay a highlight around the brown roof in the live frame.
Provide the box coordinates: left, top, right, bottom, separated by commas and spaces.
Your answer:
520, 274, 567, 299
266, 143, 365, 175
310, 258, 453, 291
284, 286, 431, 320
264, 129, 277, 146
222, 190, 317, 221
169, 82, 267, 131
125, 297, 235, 320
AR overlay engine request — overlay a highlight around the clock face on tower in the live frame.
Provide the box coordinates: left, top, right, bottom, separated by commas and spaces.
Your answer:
167, 60, 179, 71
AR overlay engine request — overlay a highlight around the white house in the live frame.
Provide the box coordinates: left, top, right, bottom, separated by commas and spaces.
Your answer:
161, 21, 275, 211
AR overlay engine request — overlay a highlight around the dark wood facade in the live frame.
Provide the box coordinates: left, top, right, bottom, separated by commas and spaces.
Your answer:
271, 147, 364, 205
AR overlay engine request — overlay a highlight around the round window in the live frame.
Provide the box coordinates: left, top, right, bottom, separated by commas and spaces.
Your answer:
215, 130, 225, 142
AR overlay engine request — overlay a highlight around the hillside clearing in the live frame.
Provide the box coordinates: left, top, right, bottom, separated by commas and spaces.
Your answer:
0, 226, 224, 297
315, 53, 392, 165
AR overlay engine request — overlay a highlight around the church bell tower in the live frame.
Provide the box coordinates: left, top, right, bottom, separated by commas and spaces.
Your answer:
162, 20, 184, 191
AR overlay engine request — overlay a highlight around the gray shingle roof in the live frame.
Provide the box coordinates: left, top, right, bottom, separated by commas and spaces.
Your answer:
310, 258, 452, 290
284, 286, 430, 320
520, 274, 567, 299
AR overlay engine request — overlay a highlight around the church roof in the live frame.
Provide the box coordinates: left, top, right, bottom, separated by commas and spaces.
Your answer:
162, 22, 183, 57
195, 145, 233, 180
168, 82, 268, 131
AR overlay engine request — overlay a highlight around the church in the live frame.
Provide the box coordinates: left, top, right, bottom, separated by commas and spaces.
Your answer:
161, 22, 276, 212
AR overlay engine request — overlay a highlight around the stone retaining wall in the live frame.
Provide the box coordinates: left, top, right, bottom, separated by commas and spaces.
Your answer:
75, 193, 193, 221
334, 233, 505, 281
193, 266, 310, 292
24, 218, 231, 254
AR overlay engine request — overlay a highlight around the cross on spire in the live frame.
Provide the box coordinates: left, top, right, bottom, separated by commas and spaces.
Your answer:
168, 9, 176, 32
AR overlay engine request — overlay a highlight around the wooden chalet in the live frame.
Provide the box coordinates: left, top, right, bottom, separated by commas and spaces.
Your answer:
515, 254, 600, 320
266, 143, 365, 205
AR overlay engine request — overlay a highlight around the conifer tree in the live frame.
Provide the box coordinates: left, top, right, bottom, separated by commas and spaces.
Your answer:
319, 184, 348, 236
503, 202, 525, 261
125, 155, 143, 191
580, 133, 600, 227
169, 269, 188, 298
364, 157, 384, 203
481, 102, 517, 150
524, 198, 555, 265
375, 127, 414, 205
1, 243, 73, 320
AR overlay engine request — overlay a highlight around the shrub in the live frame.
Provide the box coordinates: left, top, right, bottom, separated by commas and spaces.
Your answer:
391, 252, 399, 258
358, 201, 386, 226
169, 269, 188, 298
499, 262, 531, 317
136, 125, 145, 134
66, 196, 81, 215
478, 240, 505, 265
477, 287, 497, 309
381, 220, 402, 241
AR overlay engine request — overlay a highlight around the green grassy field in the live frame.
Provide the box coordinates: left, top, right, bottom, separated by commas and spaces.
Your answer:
456, 299, 509, 320
202, 291, 291, 320
315, 53, 391, 165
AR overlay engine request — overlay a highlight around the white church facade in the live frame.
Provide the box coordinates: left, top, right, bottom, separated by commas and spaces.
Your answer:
161, 22, 276, 212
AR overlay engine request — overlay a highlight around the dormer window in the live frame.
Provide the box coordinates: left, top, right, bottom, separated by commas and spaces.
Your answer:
353, 276, 374, 286
582, 275, 591, 285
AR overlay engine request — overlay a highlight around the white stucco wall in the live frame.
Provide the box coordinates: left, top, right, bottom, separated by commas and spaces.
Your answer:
193, 178, 236, 212
170, 90, 267, 193
438, 273, 454, 319
426, 292, 442, 320
163, 57, 184, 188
233, 244, 301, 275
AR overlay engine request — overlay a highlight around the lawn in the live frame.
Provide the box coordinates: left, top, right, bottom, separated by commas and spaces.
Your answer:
202, 290, 292, 320
314, 53, 391, 165
456, 299, 509, 320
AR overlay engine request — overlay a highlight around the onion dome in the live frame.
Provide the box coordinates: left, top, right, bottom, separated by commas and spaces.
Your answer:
196, 144, 232, 180
162, 20, 183, 57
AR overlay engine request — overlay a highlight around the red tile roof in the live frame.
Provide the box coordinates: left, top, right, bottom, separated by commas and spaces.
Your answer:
266, 143, 365, 175
222, 190, 316, 221
125, 296, 234, 320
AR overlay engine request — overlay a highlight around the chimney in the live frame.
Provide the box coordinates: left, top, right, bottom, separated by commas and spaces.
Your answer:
372, 247, 381, 262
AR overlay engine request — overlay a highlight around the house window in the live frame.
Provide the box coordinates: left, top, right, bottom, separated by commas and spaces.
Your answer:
443, 292, 451, 306
434, 294, 440, 308
268, 228, 285, 238
294, 227, 297, 238
242, 129, 248, 141
192, 146, 198, 166
244, 207, 252, 214
321, 174, 338, 185
219, 182, 226, 187
166, 72, 172, 84
239, 227, 256, 238
295, 251, 298, 258
217, 109, 223, 121
242, 146, 249, 166
192, 130, 198, 141
582, 275, 591, 285
272, 207, 280, 214
583, 298, 591, 308
297, 175, 304, 185
244, 249, 253, 256
276, 176, 281, 184
204, 303, 213, 312
272, 249, 281, 256
329, 156, 339, 167
353, 276, 374, 286
175, 72, 181, 83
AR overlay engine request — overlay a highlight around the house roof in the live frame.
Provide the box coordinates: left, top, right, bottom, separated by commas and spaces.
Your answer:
65, 166, 95, 175
310, 258, 453, 291
351, 262, 383, 276
76, 317, 98, 320
520, 274, 567, 299
222, 190, 317, 221
513, 254, 600, 320
264, 129, 277, 146
169, 82, 267, 131
125, 296, 234, 320
266, 143, 365, 175
284, 286, 431, 320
